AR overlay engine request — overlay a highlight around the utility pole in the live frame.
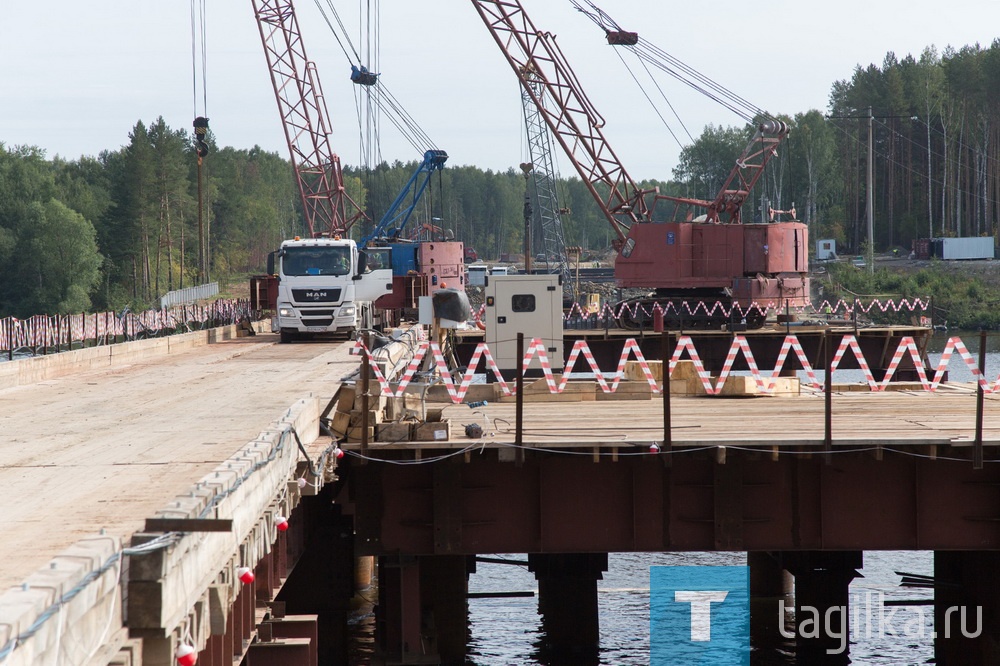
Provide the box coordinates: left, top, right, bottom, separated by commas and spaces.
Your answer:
828, 109, 917, 274
866, 107, 874, 275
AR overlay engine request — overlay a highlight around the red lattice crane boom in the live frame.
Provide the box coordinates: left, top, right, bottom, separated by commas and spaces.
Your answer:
471, 0, 810, 328
252, 0, 365, 237
470, 0, 655, 247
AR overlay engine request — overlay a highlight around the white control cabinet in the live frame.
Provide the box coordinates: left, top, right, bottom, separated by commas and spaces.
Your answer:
485, 274, 564, 376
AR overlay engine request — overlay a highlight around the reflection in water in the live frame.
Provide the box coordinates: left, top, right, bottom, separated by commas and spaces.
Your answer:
347, 574, 377, 666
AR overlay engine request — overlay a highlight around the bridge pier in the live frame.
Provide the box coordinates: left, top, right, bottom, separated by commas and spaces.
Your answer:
528, 553, 608, 662
934, 551, 1000, 664
374, 554, 471, 665
783, 550, 863, 665
419, 555, 470, 664
377, 555, 424, 662
749, 551, 793, 652
274, 494, 356, 665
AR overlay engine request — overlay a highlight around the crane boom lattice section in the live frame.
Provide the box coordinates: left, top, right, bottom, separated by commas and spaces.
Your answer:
521, 78, 572, 284
253, 0, 364, 237
471, 0, 655, 246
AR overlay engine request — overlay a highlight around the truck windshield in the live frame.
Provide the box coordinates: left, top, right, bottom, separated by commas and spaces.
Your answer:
281, 246, 351, 277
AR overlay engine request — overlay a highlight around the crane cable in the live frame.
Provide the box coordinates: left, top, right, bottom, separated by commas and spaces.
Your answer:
190, 0, 208, 117
571, 0, 771, 125
311, 0, 438, 156
190, 0, 210, 159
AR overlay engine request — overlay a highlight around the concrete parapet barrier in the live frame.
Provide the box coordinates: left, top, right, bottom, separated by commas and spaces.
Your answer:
127, 396, 322, 650
0, 323, 251, 391
0, 535, 123, 666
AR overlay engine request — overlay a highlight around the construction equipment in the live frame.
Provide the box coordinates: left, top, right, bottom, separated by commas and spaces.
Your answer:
249, 0, 392, 340
361, 150, 450, 244
358, 149, 467, 317
471, 0, 810, 329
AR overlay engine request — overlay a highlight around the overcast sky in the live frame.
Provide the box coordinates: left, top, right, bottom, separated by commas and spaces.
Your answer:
3, 1, 999, 181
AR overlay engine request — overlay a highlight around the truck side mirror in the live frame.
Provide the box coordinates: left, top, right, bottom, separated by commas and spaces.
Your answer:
267, 251, 276, 276
356, 251, 368, 275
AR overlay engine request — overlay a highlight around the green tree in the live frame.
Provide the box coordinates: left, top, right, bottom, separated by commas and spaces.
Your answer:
17, 200, 103, 314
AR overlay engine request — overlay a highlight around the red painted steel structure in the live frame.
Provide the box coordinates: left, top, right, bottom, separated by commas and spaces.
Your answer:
348, 450, 1000, 555
471, 0, 811, 322
471, 0, 648, 247
252, 0, 365, 238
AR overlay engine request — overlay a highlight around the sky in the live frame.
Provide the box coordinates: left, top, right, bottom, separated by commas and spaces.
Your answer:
3, 1, 1000, 182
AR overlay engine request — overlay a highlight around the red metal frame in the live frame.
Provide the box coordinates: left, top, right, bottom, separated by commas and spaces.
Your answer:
252, 0, 365, 237
471, 0, 654, 246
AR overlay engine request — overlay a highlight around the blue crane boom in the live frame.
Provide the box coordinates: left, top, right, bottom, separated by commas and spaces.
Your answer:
360, 149, 449, 245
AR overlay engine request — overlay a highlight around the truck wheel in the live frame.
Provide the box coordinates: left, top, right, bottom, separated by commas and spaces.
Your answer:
279, 329, 295, 344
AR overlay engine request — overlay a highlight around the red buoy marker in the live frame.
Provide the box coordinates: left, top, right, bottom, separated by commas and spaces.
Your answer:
176, 643, 197, 666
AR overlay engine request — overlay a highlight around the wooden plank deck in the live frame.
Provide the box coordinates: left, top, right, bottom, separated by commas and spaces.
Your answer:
343, 382, 1000, 452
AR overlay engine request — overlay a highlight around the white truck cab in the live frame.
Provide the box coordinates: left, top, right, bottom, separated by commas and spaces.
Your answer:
270, 237, 392, 342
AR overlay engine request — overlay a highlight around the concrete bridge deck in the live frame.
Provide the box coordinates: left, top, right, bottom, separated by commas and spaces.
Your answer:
0, 328, 351, 665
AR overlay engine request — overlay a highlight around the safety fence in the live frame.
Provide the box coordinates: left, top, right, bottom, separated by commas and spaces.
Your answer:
352, 332, 996, 403
0, 299, 257, 360
471, 297, 932, 327
159, 281, 220, 309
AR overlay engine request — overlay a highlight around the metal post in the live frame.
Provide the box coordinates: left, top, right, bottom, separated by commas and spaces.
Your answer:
974, 330, 986, 470
361, 340, 370, 464
515, 332, 524, 461
7, 318, 12, 361
662, 331, 672, 455
824, 331, 833, 463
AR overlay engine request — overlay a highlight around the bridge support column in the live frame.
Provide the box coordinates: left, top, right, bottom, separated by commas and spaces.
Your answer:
749, 551, 793, 651
378, 555, 424, 662
274, 495, 355, 665
419, 555, 470, 665
528, 553, 608, 661
934, 551, 1000, 665
783, 551, 862, 665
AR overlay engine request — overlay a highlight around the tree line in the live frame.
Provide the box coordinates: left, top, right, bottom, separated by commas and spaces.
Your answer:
2, 38, 997, 317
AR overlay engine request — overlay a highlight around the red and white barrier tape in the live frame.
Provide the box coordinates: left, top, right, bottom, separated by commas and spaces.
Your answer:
348, 332, 1000, 399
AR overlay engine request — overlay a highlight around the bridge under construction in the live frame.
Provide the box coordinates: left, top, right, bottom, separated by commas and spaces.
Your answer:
2, 321, 1000, 665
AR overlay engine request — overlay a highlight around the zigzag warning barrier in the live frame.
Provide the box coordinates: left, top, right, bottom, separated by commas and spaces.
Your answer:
556, 297, 931, 326
352, 333, 999, 401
